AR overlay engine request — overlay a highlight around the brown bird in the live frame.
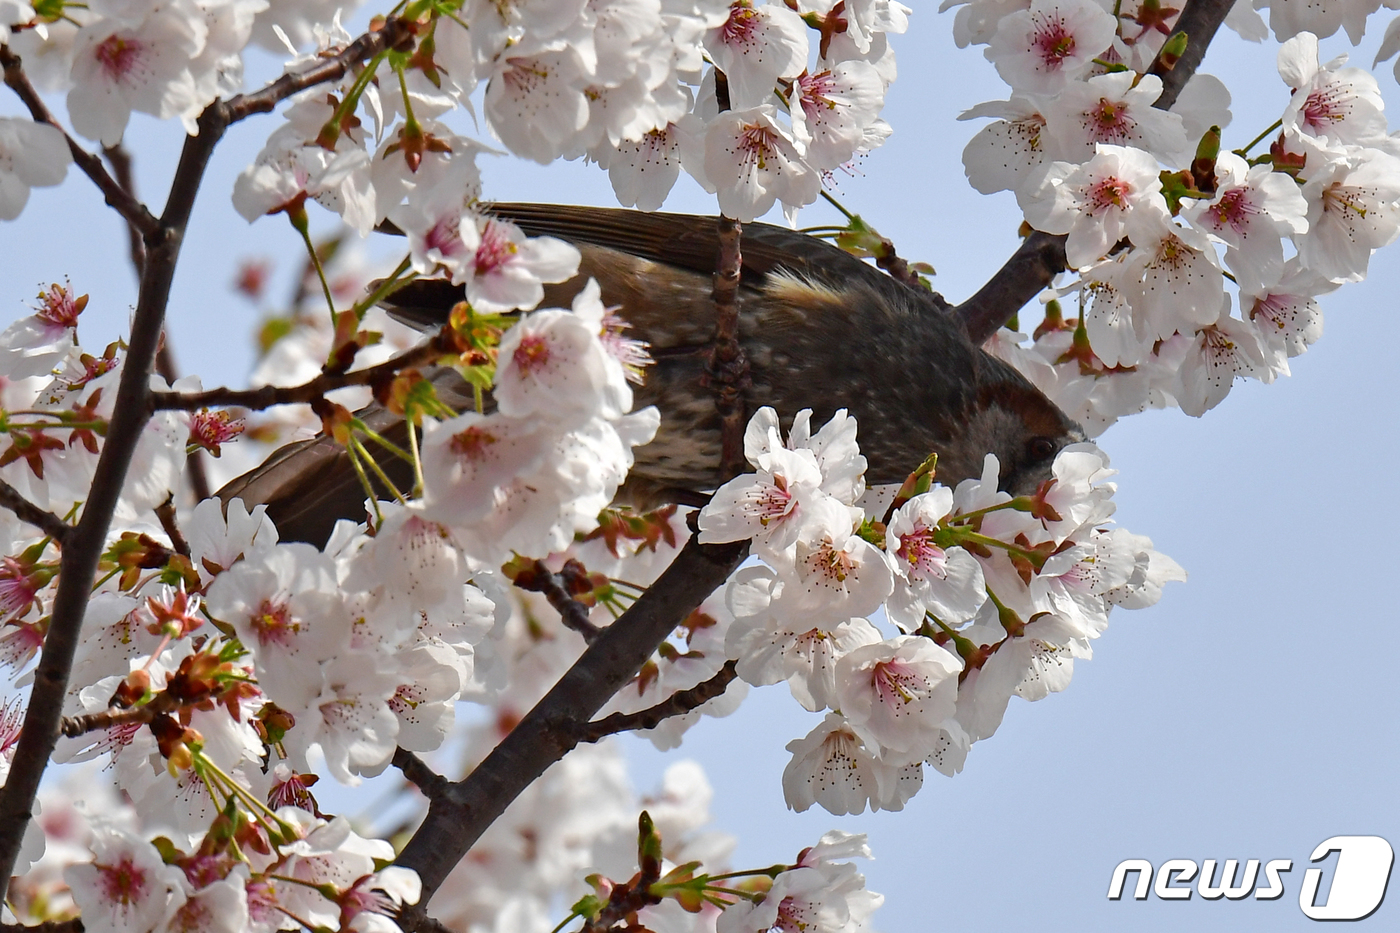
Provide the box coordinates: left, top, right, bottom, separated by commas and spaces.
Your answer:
218, 203, 1084, 546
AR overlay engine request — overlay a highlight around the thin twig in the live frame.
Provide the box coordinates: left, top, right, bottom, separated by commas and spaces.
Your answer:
60, 704, 158, 738
953, 0, 1237, 344
392, 747, 451, 799
579, 660, 739, 743
0, 48, 160, 240
393, 533, 750, 913
154, 496, 190, 557
0, 13, 421, 897
525, 559, 601, 643
0, 478, 71, 541
222, 17, 415, 125
102, 144, 147, 277
148, 338, 443, 412
0, 97, 230, 898
1, 920, 84, 933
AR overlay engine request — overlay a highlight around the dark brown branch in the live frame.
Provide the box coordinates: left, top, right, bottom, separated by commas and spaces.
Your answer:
148, 338, 442, 411
1147, 0, 1235, 111
579, 660, 739, 743
60, 704, 158, 738
955, 232, 1069, 345
392, 747, 451, 798
154, 496, 191, 557
0, 12, 421, 897
222, 17, 415, 124
0, 101, 228, 897
525, 559, 601, 642
953, 0, 1238, 345
704, 217, 749, 481
1, 920, 83, 933
394, 533, 750, 914
0, 49, 160, 240
0, 479, 71, 541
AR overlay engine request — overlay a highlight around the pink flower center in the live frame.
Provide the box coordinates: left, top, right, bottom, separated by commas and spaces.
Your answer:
803, 539, 856, 585
871, 659, 923, 706
1209, 188, 1257, 234
98, 855, 150, 905
719, 2, 759, 49
449, 425, 499, 464
474, 220, 518, 276
0, 557, 38, 617
423, 215, 465, 257
798, 70, 838, 117
0, 698, 23, 760
750, 476, 793, 526
737, 122, 780, 171
189, 409, 244, 455
252, 599, 296, 647
34, 284, 85, 329
895, 525, 947, 581
1086, 175, 1131, 214
512, 335, 551, 375
94, 35, 143, 82
1086, 97, 1135, 143
1302, 86, 1348, 132
1031, 15, 1076, 69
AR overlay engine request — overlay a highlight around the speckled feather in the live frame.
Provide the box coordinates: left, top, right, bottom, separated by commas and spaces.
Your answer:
218, 204, 1084, 546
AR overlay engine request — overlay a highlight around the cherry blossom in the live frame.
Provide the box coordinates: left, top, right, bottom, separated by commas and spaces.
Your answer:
1179, 151, 1309, 295
783, 712, 924, 815
0, 118, 72, 220
1019, 144, 1166, 268
834, 636, 962, 761
1043, 72, 1187, 163
985, 0, 1117, 95
702, 106, 820, 222
1278, 32, 1388, 149
704, 0, 809, 110
959, 96, 1050, 196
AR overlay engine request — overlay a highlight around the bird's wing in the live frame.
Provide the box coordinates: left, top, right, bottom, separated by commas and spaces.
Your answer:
485, 202, 877, 289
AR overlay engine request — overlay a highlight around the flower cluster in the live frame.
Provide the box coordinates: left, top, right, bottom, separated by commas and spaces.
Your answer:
219, 0, 906, 240
955, 0, 1400, 432
699, 407, 1181, 815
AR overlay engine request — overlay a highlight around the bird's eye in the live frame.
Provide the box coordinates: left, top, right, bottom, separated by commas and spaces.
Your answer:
1027, 436, 1058, 462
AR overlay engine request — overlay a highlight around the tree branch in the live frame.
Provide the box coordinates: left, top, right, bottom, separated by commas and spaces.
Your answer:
222, 17, 416, 125
0, 10, 420, 898
0, 48, 161, 241
102, 144, 147, 277
578, 660, 739, 743
148, 338, 443, 411
394, 533, 750, 913
1148, 0, 1235, 110
953, 0, 1238, 344
519, 559, 601, 643
704, 217, 749, 481
392, 747, 451, 798
0, 479, 71, 541
0, 103, 229, 898
1, 920, 83, 933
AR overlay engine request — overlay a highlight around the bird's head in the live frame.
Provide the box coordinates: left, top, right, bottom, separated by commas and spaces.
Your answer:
954, 360, 1086, 497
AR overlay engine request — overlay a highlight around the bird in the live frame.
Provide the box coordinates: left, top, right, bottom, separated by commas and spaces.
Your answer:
217, 203, 1085, 546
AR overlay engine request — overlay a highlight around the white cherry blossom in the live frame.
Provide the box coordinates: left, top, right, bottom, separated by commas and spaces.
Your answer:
834, 635, 962, 761
0, 119, 71, 221
1019, 144, 1166, 268
782, 712, 924, 815
985, 0, 1117, 95
704, 0, 808, 110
